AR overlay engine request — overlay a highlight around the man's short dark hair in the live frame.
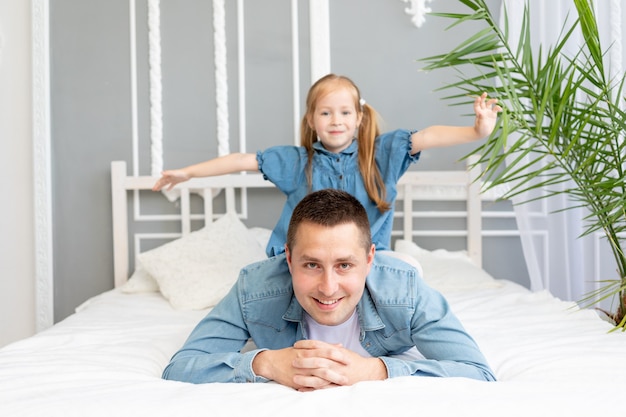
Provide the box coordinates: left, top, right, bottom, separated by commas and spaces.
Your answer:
286, 189, 372, 252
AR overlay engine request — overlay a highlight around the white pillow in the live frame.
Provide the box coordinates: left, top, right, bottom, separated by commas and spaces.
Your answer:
248, 227, 272, 251
394, 239, 501, 292
136, 212, 267, 310
121, 227, 274, 295
120, 262, 159, 293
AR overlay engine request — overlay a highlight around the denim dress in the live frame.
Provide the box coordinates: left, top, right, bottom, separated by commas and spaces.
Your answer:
256, 129, 419, 256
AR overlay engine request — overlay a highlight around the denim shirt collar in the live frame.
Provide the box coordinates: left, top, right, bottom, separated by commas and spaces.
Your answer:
281, 288, 385, 332
282, 296, 304, 323
312, 139, 358, 155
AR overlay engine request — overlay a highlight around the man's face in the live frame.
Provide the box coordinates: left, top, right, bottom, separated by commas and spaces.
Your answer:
285, 221, 375, 326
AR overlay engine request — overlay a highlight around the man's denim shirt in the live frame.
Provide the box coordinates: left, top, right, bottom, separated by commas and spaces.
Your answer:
162, 253, 496, 384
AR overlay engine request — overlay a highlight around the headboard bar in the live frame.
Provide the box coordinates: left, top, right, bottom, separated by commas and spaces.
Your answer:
395, 156, 483, 267
111, 161, 129, 287
180, 188, 191, 235
466, 154, 482, 267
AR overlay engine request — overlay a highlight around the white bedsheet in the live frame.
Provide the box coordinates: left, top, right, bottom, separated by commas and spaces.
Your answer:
1, 281, 625, 417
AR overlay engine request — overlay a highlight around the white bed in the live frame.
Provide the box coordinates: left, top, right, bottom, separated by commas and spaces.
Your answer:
1, 160, 625, 416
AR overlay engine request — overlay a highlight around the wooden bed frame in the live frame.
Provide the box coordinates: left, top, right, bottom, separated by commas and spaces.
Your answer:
111, 158, 500, 288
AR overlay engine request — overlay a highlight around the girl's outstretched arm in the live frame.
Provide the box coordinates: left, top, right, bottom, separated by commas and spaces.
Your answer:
152, 152, 259, 191
410, 93, 501, 154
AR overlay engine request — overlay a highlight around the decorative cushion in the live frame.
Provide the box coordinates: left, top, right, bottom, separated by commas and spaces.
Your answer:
132, 212, 267, 309
394, 239, 501, 292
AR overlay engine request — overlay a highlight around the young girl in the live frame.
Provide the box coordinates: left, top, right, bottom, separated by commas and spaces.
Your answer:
153, 73, 501, 257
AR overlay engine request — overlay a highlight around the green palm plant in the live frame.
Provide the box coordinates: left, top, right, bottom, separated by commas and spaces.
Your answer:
421, 0, 626, 329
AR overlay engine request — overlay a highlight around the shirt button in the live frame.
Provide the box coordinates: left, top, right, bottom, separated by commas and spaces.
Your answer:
339, 175, 343, 180
336, 158, 340, 162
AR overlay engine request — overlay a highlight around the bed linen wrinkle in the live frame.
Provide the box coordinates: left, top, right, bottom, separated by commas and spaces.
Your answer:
444, 282, 625, 383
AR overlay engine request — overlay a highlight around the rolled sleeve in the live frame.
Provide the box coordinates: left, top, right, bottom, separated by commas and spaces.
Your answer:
378, 356, 413, 378
238, 349, 271, 383
162, 349, 271, 384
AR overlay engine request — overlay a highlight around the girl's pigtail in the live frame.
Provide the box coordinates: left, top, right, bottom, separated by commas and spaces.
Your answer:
300, 117, 315, 193
358, 104, 390, 212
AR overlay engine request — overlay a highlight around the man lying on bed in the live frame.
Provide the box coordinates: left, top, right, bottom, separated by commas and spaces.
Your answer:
162, 189, 496, 390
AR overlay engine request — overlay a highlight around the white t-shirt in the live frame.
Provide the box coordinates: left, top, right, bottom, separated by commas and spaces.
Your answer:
304, 310, 424, 360
304, 310, 371, 357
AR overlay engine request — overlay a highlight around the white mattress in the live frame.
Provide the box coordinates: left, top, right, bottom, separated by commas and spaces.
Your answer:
1, 279, 624, 417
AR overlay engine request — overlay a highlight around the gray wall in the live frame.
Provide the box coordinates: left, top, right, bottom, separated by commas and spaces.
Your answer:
50, 0, 525, 322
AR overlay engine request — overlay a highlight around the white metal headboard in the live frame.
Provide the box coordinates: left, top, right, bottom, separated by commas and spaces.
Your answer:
111, 159, 489, 287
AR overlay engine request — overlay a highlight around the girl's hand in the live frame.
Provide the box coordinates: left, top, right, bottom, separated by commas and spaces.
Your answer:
473, 92, 502, 138
152, 169, 191, 191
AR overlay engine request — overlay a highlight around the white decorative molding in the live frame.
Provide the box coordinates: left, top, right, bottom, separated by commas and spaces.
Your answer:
213, 0, 229, 157
609, 0, 623, 81
309, 0, 330, 83
148, 0, 163, 176
31, 0, 54, 331
147, 1, 230, 204
608, 0, 625, 153
129, 0, 140, 175
236, 0, 247, 152
401, 0, 433, 28
291, 0, 301, 145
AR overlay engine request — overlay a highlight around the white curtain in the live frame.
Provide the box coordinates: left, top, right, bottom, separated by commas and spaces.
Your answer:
501, 0, 625, 308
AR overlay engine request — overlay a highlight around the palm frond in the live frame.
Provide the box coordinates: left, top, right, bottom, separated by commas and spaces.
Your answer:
420, 0, 626, 328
